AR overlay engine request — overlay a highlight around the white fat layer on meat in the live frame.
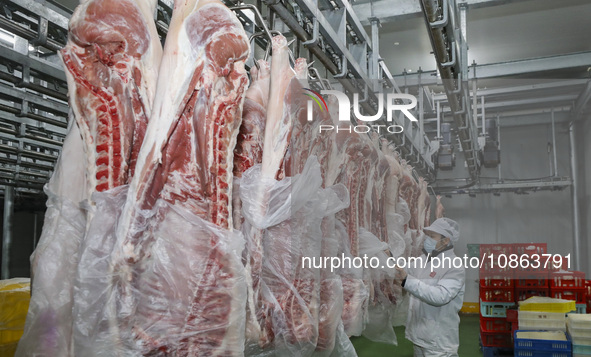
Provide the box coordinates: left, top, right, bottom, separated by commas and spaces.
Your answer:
133, 0, 163, 117
261, 36, 294, 178
116, 0, 206, 243
60, 53, 98, 209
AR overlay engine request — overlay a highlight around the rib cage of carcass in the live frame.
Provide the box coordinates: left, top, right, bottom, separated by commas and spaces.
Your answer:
17, 0, 440, 355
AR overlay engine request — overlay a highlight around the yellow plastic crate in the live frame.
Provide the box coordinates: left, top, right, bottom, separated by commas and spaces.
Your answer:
0, 278, 30, 353
518, 296, 576, 313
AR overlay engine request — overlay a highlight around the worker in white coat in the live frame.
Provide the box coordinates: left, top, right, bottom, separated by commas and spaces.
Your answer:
396, 218, 465, 357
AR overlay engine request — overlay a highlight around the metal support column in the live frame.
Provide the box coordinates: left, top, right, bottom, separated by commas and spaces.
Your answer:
370, 16, 380, 87
569, 123, 581, 271
551, 109, 558, 177
2, 187, 15, 279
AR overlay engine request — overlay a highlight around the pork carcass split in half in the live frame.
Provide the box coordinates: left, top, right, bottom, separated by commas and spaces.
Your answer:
61, 0, 162, 199
17, 0, 161, 355
111, 0, 250, 354
233, 58, 272, 343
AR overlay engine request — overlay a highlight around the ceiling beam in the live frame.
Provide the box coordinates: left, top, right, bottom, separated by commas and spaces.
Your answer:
353, 0, 536, 25
395, 52, 591, 86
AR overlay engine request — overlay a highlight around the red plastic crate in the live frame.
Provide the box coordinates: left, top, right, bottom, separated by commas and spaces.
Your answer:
549, 271, 585, 289
480, 268, 514, 279
480, 275, 514, 289
515, 271, 549, 289
514, 258, 550, 274
511, 321, 518, 337
480, 287, 514, 302
480, 331, 513, 348
481, 244, 514, 258
550, 288, 586, 304
513, 243, 547, 257
480, 316, 512, 333
549, 256, 571, 271
506, 308, 518, 323
515, 287, 549, 302
480, 245, 514, 274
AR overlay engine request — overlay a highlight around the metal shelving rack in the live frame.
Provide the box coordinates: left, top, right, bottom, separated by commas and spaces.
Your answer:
0, 0, 69, 198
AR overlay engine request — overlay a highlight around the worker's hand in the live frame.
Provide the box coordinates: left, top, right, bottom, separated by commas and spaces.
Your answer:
395, 266, 407, 282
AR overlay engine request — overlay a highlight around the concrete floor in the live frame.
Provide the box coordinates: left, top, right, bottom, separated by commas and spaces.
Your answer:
352, 314, 482, 356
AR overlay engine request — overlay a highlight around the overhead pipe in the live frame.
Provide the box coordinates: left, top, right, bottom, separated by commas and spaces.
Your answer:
1, 186, 14, 279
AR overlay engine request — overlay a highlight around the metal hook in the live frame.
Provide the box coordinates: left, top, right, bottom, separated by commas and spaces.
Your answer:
249, 32, 268, 70
230, 4, 273, 45
302, 17, 319, 47
263, 30, 282, 61
286, 38, 297, 67
334, 55, 348, 79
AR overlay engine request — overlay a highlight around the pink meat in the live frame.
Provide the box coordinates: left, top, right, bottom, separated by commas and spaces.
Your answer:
436, 195, 445, 219
261, 36, 296, 180
233, 59, 271, 178
417, 178, 428, 230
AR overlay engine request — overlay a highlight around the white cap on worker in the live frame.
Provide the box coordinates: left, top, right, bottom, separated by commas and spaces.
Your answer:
424, 218, 460, 242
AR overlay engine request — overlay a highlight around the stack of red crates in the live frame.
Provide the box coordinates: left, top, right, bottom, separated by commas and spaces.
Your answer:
549, 270, 587, 305
478, 243, 586, 349
513, 243, 549, 302
479, 244, 514, 349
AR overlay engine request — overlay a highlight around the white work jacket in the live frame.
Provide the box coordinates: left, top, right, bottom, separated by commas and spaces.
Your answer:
403, 249, 466, 352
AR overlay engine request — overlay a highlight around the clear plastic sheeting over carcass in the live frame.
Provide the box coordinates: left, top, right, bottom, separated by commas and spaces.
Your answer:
240, 156, 352, 356
17, 0, 440, 355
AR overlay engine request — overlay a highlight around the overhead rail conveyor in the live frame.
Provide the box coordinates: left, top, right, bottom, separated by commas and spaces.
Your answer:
419, 0, 480, 180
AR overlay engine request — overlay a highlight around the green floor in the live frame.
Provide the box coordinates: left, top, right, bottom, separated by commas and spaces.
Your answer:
352, 314, 482, 356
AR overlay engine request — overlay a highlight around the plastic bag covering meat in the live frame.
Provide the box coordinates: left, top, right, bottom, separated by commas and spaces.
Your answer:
16, 190, 86, 356
386, 199, 412, 259
16, 120, 87, 357
337, 221, 368, 338
70, 186, 128, 356
328, 325, 357, 357
357, 229, 397, 345
242, 157, 322, 355
57, 183, 246, 356
131, 200, 247, 356
315, 186, 349, 356
240, 156, 350, 356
